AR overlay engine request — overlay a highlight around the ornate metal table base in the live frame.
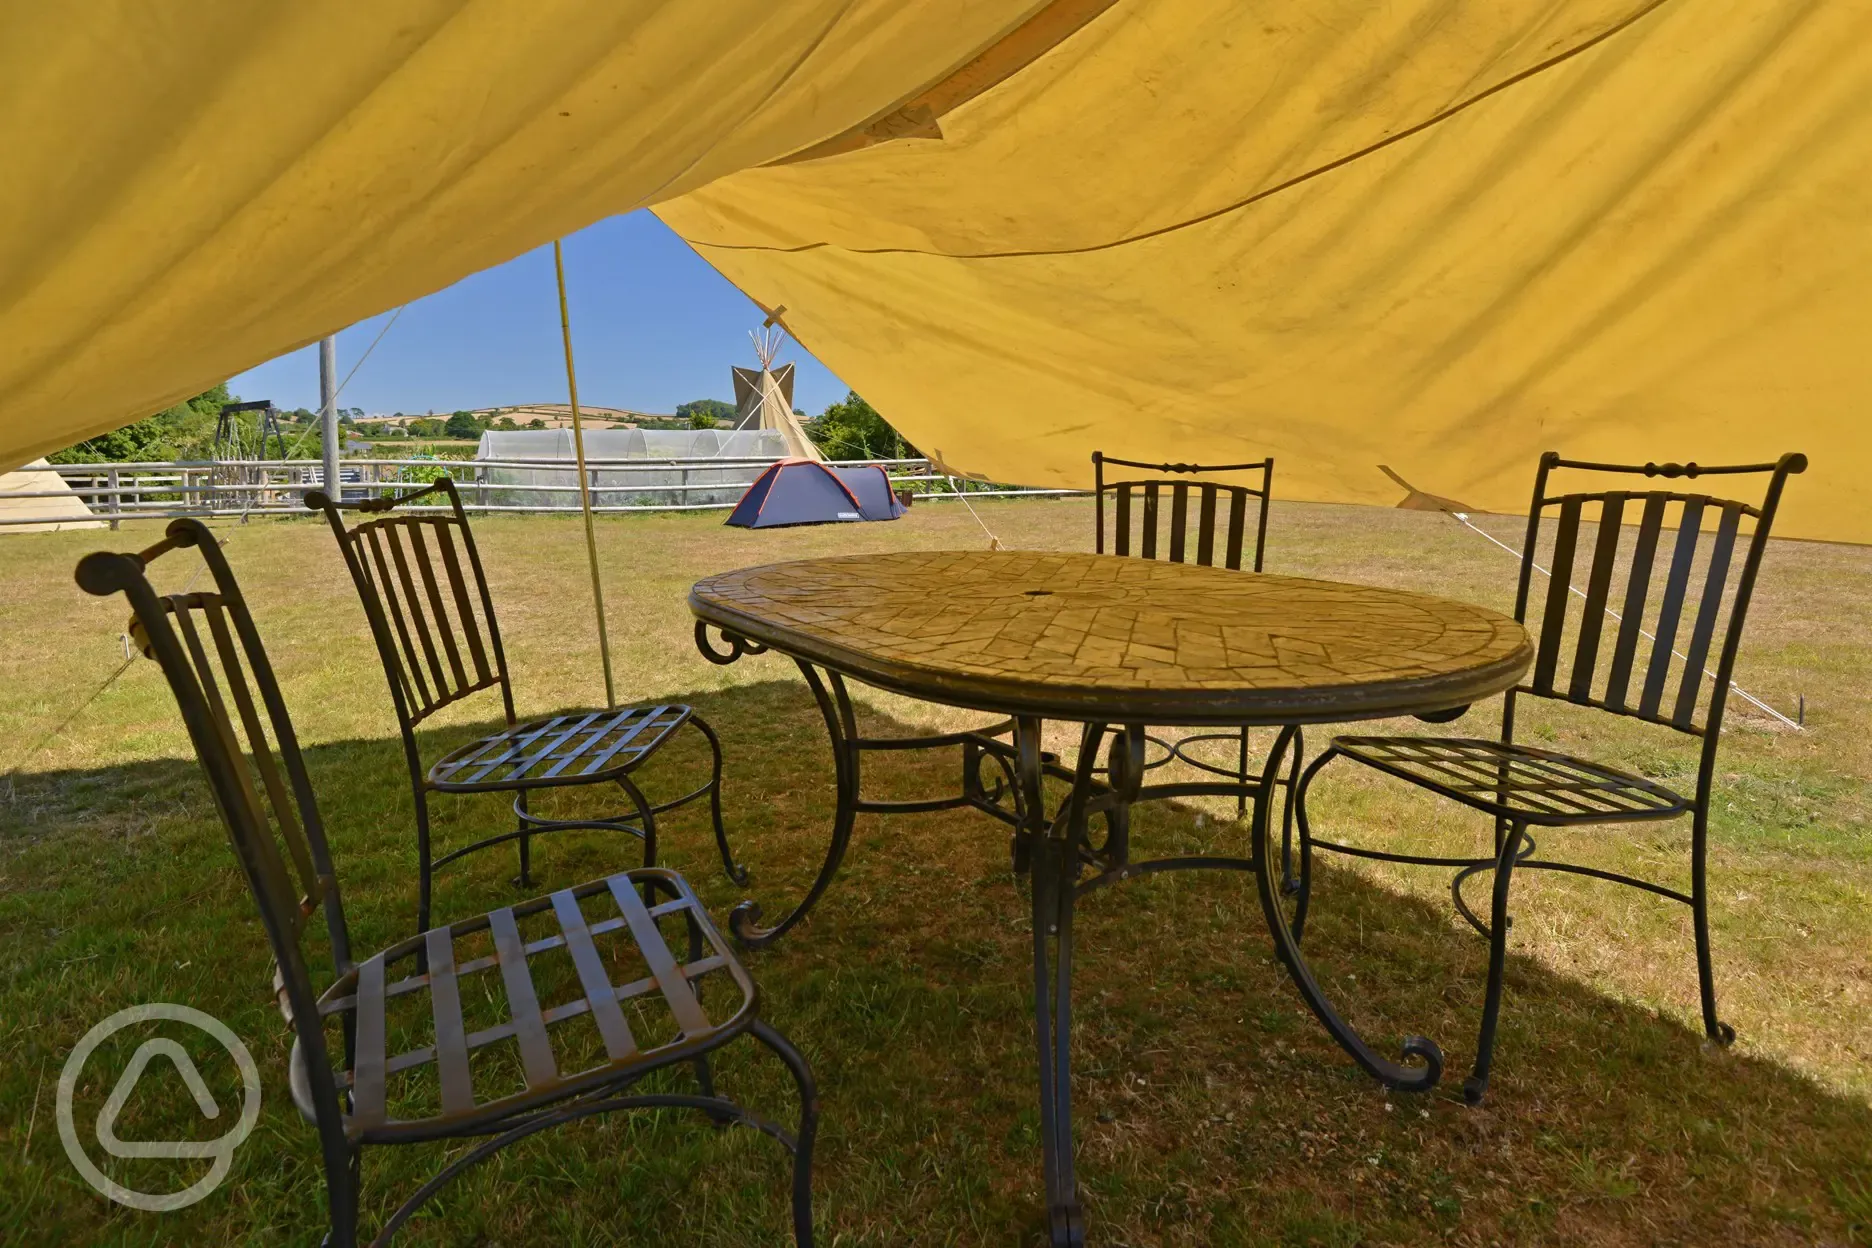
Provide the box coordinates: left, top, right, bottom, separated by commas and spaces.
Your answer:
698, 623, 1446, 1245
700, 623, 1033, 946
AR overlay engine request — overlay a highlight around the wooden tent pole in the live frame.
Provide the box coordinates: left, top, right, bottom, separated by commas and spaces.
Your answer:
554, 239, 616, 709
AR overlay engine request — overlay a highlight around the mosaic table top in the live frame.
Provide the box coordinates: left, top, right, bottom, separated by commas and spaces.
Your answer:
691, 551, 1531, 725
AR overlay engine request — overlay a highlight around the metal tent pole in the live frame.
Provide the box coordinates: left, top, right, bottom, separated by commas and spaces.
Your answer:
554, 239, 617, 709
319, 336, 339, 500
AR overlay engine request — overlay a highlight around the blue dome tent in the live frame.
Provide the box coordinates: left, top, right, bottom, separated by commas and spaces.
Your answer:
726, 458, 907, 529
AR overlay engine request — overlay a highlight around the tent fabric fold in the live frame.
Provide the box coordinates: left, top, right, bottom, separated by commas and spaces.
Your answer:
0, 0, 1046, 469
657, 0, 1872, 544
4, 0, 1866, 542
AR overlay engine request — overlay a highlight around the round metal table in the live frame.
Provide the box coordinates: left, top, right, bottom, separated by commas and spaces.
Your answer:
691, 550, 1531, 1247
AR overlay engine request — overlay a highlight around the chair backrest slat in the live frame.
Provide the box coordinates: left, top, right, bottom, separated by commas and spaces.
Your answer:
1602, 493, 1668, 711
361, 524, 433, 711
1092, 452, 1274, 573
308, 479, 516, 742
1567, 491, 1626, 701
1196, 484, 1217, 565
1637, 497, 1706, 720
432, 521, 494, 686
76, 521, 354, 1155
1531, 495, 1582, 694
1168, 483, 1188, 562
1673, 502, 1743, 727
383, 522, 449, 700
1251, 473, 1272, 573
407, 521, 469, 693
1510, 452, 1803, 740
168, 599, 305, 933
1226, 487, 1250, 570
200, 597, 321, 914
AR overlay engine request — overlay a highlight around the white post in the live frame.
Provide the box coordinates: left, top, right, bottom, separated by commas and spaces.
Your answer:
319, 335, 339, 500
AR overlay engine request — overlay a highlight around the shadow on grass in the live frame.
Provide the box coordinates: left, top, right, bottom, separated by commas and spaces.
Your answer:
4, 677, 1869, 1246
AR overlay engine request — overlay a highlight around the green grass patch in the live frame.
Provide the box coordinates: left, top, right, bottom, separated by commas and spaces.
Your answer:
2, 498, 1868, 1244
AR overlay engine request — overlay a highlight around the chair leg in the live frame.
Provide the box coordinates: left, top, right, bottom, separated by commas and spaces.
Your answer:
680, 898, 733, 1125
689, 714, 748, 886
321, 1146, 361, 1247
1236, 725, 1250, 819
1096, 727, 1133, 870
1464, 820, 1528, 1106
1690, 810, 1736, 1045
515, 789, 535, 889
1289, 747, 1339, 946
749, 1019, 819, 1247
617, 775, 658, 903
415, 792, 435, 936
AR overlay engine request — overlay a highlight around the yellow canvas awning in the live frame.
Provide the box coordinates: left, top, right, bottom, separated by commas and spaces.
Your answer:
0, 0, 1044, 468
5, 1, 1866, 541
657, 0, 1872, 543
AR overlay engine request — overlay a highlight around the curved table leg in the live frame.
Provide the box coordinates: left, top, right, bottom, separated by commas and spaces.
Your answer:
1289, 745, 1340, 944
1022, 716, 1107, 1248
1249, 725, 1445, 1093
1278, 724, 1305, 895
729, 660, 859, 949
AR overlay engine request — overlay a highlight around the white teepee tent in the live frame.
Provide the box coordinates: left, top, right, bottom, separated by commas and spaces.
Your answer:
0, 459, 101, 533
731, 326, 821, 462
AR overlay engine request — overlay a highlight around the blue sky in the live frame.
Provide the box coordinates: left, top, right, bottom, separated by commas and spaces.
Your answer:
230, 211, 851, 418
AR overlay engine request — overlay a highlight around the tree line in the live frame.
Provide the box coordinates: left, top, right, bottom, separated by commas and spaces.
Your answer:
52, 387, 915, 462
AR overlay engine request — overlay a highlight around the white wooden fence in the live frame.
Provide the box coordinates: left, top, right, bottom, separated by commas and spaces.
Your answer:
5, 457, 1080, 529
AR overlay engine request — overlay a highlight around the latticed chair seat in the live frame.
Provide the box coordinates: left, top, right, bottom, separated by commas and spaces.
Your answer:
428, 706, 693, 793
293, 868, 754, 1146
1328, 736, 1689, 826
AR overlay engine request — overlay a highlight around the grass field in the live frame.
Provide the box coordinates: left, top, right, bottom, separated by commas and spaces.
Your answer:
2, 498, 1868, 1246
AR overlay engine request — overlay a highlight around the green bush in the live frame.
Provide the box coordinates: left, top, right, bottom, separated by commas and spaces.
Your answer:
810, 391, 911, 460
49, 383, 235, 463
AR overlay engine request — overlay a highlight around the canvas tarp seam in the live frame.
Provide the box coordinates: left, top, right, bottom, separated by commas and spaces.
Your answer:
695, 0, 1679, 262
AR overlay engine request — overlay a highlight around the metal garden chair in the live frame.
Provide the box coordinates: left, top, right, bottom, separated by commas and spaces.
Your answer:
1292, 451, 1806, 1105
308, 479, 740, 935
76, 519, 816, 1246
1091, 450, 1286, 818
